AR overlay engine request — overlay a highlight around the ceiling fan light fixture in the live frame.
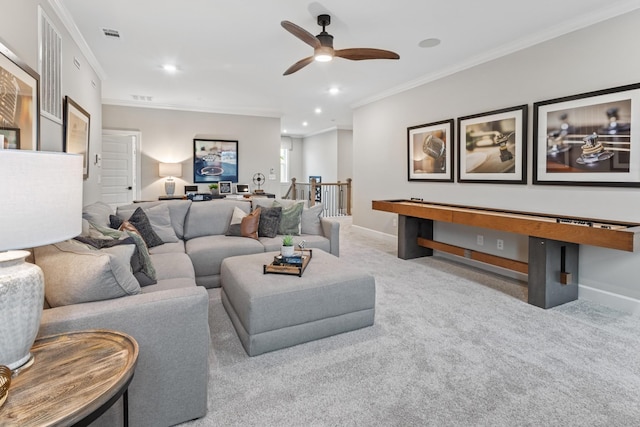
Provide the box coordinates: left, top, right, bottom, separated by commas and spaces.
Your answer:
314, 46, 334, 62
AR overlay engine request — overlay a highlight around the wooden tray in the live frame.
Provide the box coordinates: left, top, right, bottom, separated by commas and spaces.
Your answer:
263, 249, 312, 277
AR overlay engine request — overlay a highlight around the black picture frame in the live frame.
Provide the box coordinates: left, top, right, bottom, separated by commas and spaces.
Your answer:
193, 138, 238, 183
0, 127, 20, 149
457, 105, 528, 184
0, 39, 40, 150
533, 83, 640, 187
407, 119, 454, 182
63, 96, 91, 179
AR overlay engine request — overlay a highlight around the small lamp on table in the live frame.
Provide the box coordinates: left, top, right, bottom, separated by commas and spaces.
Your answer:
0, 150, 83, 373
159, 162, 182, 197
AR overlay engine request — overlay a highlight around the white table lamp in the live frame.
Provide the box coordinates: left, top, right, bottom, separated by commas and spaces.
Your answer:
159, 162, 182, 196
0, 150, 83, 372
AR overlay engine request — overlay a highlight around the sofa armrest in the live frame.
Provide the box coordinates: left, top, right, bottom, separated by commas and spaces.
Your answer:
38, 286, 210, 427
321, 217, 340, 257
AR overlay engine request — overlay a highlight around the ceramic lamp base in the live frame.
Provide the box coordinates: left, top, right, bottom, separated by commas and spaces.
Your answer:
165, 179, 176, 196
0, 251, 44, 372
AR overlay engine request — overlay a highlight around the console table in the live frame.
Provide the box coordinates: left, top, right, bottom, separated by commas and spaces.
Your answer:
372, 199, 640, 308
0, 330, 138, 426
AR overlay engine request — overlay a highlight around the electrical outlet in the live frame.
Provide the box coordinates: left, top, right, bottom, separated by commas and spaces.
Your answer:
392, 217, 398, 227
497, 239, 504, 250
477, 235, 484, 246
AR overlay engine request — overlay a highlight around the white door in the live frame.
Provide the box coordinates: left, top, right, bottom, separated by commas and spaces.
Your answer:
101, 131, 139, 209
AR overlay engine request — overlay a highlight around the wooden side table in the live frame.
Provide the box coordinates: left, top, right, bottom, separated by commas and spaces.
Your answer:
0, 330, 138, 426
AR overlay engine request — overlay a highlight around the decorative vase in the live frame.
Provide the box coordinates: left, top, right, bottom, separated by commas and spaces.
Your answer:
210, 188, 219, 196
0, 251, 44, 371
281, 245, 294, 257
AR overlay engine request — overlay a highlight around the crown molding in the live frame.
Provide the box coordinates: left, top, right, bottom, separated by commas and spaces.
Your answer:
352, 0, 640, 109
101, 98, 282, 119
48, 0, 106, 80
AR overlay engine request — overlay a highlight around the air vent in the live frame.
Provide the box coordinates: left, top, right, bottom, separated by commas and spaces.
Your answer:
102, 28, 121, 38
132, 95, 153, 102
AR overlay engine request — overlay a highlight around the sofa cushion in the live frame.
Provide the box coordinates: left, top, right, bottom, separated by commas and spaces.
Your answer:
226, 207, 261, 240
186, 234, 264, 279
116, 203, 178, 243
82, 201, 114, 227
184, 200, 251, 240
150, 252, 195, 281
258, 206, 281, 238
117, 200, 192, 239
34, 240, 141, 308
273, 200, 304, 235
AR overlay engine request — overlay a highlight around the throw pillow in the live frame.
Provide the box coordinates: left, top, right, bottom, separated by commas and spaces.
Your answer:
126, 208, 164, 248
258, 206, 282, 238
109, 214, 123, 230
301, 203, 324, 235
274, 201, 303, 236
74, 235, 157, 286
82, 201, 114, 228
226, 206, 261, 240
86, 222, 157, 286
117, 203, 178, 243
34, 240, 141, 308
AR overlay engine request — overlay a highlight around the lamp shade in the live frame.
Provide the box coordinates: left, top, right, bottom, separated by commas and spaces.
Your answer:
0, 150, 83, 251
159, 162, 182, 178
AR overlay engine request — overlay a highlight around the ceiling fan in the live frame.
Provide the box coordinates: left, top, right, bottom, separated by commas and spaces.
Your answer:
281, 14, 400, 75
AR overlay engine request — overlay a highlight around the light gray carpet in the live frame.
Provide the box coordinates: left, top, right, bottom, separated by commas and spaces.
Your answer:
179, 219, 640, 426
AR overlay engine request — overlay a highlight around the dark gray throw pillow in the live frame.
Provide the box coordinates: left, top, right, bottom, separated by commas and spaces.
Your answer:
258, 206, 282, 238
109, 214, 123, 230
128, 207, 164, 248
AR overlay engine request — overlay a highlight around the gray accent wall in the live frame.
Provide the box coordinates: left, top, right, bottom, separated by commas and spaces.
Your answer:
352, 10, 640, 309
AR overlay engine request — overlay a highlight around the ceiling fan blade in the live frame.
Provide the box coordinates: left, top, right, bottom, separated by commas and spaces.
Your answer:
334, 48, 400, 61
281, 21, 320, 49
283, 56, 315, 76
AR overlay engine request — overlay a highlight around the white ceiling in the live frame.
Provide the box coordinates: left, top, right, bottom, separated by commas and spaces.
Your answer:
57, 0, 639, 137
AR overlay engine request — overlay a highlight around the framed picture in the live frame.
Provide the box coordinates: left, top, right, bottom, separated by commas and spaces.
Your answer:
533, 83, 640, 187
0, 40, 39, 150
457, 105, 527, 184
219, 181, 232, 195
63, 96, 90, 179
407, 119, 454, 182
0, 127, 20, 149
193, 139, 238, 183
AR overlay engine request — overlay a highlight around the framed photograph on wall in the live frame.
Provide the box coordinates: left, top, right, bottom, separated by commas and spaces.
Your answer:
533, 83, 640, 187
63, 96, 90, 179
0, 40, 39, 150
457, 105, 527, 184
193, 138, 238, 183
0, 127, 20, 149
218, 181, 232, 195
407, 119, 454, 182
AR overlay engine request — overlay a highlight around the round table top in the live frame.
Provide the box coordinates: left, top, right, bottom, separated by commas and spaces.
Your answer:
0, 329, 138, 426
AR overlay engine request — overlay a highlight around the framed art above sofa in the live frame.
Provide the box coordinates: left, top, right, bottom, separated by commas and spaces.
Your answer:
193, 138, 238, 184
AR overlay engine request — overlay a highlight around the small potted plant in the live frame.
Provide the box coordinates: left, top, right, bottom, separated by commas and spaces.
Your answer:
208, 183, 219, 196
281, 235, 294, 257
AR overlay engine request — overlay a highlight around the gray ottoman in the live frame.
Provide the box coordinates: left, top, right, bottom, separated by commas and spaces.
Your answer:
221, 249, 375, 356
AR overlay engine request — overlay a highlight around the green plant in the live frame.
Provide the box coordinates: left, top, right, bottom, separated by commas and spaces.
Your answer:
282, 235, 294, 246
208, 183, 219, 190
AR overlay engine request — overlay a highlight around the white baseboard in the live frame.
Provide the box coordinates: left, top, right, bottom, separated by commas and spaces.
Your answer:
350, 225, 397, 244
579, 285, 640, 314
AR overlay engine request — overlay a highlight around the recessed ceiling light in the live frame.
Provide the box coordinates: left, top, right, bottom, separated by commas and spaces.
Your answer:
302, 121, 308, 127
315, 107, 322, 114
283, 129, 288, 134
162, 64, 178, 73
329, 87, 340, 95
418, 38, 441, 48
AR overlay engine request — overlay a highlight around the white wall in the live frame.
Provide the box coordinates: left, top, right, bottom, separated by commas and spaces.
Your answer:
1, 0, 103, 204
353, 10, 640, 309
337, 129, 353, 182
302, 130, 338, 182
102, 105, 281, 200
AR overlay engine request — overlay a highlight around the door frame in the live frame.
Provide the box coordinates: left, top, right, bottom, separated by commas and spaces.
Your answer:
102, 129, 142, 204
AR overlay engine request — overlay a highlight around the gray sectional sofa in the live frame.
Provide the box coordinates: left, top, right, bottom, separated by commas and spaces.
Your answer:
33, 198, 340, 427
